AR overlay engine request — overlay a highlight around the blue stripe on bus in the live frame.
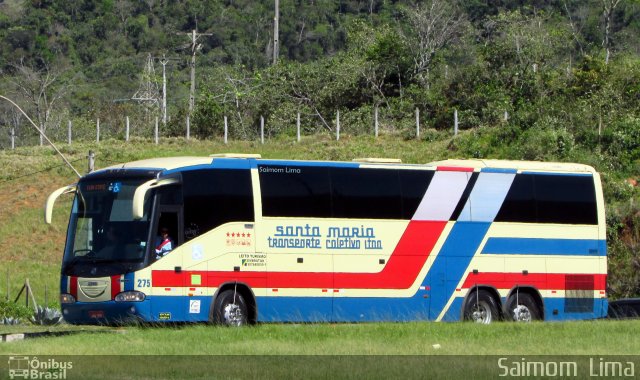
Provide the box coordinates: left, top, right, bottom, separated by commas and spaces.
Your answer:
60, 276, 68, 293
438, 297, 607, 321
124, 272, 136, 291
211, 158, 255, 169
480, 167, 517, 173
441, 297, 464, 321
481, 238, 606, 256
257, 296, 334, 322
258, 296, 607, 322
543, 297, 608, 321
63, 295, 607, 323
257, 160, 360, 168
457, 172, 515, 222
163, 160, 254, 174
422, 221, 492, 319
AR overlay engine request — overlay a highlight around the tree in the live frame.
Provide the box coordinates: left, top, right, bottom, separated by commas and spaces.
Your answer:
601, 0, 622, 64
405, 0, 467, 87
7, 58, 68, 145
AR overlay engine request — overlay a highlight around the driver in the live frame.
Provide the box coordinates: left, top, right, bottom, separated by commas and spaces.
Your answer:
155, 227, 173, 259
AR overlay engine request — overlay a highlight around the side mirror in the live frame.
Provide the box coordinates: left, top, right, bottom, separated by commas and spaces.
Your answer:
132, 177, 180, 220
44, 184, 77, 224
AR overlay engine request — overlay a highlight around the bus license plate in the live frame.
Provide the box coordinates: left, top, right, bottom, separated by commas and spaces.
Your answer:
88, 311, 104, 318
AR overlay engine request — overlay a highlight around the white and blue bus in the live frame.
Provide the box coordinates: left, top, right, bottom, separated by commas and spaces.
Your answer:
46, 154, 607, 325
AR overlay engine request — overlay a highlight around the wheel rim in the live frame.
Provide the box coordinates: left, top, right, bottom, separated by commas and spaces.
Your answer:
471, 301, 492, 324
223, 303, 244, 326
512, 305, 532, 322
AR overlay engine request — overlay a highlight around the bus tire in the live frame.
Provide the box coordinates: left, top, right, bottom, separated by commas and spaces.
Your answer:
212, 289, 248, 326
463, 289, 500, 324
506, 292, 541, 322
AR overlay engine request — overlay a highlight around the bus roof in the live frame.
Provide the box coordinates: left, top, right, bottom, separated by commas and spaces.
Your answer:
427, 159, 597, 174
96, 156, 597, 175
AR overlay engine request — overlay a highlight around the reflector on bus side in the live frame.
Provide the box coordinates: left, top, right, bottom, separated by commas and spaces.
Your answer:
44, 184, 76, 224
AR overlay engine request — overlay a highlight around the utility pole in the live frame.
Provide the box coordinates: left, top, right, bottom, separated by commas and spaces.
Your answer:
178, 30, 213, 117
160, 55, 168, 126
273, 0, 279, 65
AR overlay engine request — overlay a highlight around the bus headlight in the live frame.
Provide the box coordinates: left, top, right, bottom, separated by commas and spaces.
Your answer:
60, 293, 76, 304
114, 291, 146, 302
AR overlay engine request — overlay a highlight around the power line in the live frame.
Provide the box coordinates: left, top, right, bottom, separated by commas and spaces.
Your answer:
176, 30, 213, 116
0, 158, 84, 185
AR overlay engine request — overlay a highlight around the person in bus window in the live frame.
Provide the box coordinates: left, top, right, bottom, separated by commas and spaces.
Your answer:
155, 227, 173, 259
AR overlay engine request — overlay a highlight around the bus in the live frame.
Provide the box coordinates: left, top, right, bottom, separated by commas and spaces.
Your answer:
45, 154, 607, 325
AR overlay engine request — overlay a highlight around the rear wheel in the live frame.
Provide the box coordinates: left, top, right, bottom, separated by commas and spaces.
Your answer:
506, 292, 541, 322
463, 290, 500, 324
212, 289, 248, 326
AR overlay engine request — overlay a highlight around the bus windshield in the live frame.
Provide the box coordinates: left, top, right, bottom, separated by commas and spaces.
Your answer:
62, 177, 154, 277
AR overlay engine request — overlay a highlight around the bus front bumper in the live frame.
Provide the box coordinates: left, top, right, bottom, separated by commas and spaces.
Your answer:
61, 300, 152, 325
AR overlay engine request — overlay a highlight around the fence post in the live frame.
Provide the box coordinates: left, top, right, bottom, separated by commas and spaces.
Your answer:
336, 110, 340, 141
260, 115, 265, 144
374, 106, 379, 138
88, 150, 95, 173
126, 116, 130, 142
155, 117, 159, 144
224, 116, 228, 144
296, 112, 301, 143
598, 114, 602, 137
415, 108, 420, 140
67, 120, 72, 145
454, 109, 458, 136
10, 127, 15, 149
186, 116, 190, 140
96, 118, 100, 142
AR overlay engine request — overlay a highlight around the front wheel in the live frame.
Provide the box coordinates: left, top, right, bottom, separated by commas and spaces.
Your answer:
212, 289, 248, 326
506, 292, 541, 322
463, 289, 500, 324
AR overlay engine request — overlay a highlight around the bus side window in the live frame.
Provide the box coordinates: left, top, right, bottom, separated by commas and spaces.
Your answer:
330, 168, 402, 219
182, 169, 254, 241
259, 165, 331, 218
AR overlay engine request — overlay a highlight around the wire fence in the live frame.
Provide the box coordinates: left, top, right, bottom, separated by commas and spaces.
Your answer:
0, 107, 495, 150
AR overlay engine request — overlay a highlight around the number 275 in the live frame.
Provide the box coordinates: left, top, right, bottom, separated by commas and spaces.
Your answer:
137, 279, 151, 287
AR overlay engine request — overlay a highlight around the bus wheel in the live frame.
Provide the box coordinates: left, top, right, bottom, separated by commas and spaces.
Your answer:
213, 289, 248, 326
464, 290, 500, 324
506, 293, 541, 322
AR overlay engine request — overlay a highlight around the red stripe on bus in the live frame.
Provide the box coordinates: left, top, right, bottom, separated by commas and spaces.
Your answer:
111, 275, 121, 299
461, 272, 607, 290
70, 276, 78, 298
334, 221, 446, 289
436, 166, 474, 172
151, 220, 447, 290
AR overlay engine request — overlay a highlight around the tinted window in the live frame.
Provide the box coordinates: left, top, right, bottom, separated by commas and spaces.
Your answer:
182, 169, 254, 240
535, 175, 597, 224
495, 174, 536, 223
399, 170, 434, 219
259, 165, 331, 218
330, 168, 402, 219
496, 174, 597, 224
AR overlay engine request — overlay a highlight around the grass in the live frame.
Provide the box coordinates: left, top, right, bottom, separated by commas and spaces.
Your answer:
2, 320, 640, 355
2, 321, 639, 379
